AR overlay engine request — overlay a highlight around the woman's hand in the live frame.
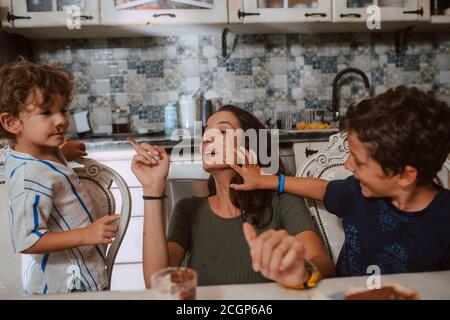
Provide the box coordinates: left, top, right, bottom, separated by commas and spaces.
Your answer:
129, 138, 170, 195
242, 223, 311, 288
60, 140, 88, 161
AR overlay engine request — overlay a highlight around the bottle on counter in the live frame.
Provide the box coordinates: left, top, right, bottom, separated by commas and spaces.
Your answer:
164, 102, 178, 136
432, 0, 440, 15
200, 95, 212, 131
179, 94, 197, 131
112, 107, 131, 134
432, 0, 449, 15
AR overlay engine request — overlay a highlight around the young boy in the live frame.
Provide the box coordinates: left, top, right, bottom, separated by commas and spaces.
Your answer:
231, 86, 450, 277
0, 59, 120, 294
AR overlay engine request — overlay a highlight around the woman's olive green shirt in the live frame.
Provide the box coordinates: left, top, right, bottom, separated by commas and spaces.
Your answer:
167, 193, 317, 286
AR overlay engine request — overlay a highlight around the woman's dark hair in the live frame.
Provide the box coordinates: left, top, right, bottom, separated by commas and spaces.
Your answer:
207, 105, 285, 228
340, 85, 450, 185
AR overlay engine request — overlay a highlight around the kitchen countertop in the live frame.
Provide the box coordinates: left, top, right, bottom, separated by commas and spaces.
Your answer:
19, 270, 450, 300
0, 130, 339, 164
81, 129, 340, 153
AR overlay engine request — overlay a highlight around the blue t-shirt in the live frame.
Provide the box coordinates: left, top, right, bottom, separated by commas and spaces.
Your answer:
323, 176, 450, 277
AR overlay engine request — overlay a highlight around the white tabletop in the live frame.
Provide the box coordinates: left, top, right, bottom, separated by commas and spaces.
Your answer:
22, 270, 450, 300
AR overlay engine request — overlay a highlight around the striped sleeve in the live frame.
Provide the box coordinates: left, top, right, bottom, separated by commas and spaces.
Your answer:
8, 163, 54, 253
11, 191, 54, 253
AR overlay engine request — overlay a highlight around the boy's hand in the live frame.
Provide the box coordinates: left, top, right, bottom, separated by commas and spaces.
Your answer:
242, 223, 310, 288
60, 140, 88, 161
230, 147, 266, 191
83, 215, 121, 245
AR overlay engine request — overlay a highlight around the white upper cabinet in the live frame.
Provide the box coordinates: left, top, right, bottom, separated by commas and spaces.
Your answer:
0, 0, 12, 28
431, 14, 450, 24
430, 0, 450, 24
232, 0, 331, 23
101, 0, 228, 25
333, 0, 425, 22
9, 0, 100, 27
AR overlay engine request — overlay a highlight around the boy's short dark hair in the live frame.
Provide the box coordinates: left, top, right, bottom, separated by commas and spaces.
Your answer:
0, 58, 74, 139
340, 85, 450, 185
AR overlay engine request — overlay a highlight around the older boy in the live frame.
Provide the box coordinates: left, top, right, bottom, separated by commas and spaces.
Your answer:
232, 86, 450, 276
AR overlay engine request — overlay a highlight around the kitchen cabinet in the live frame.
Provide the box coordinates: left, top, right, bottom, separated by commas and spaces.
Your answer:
100, 0, 228, 26
280, 146, 297, 176
96, 159, 146, 291
293, 141, 330, 174
8, 0, 100, 27
333, 0, 426, 22
89, 149, 208, 290
110, 263, 146, 291
115, 216, 143, 264
0, 0, 12, 28
81, 154, 141, 291
4, 0, 447, 38
430, 0, 450, 24
231, 0, 332, 23
431, 14, 450, 23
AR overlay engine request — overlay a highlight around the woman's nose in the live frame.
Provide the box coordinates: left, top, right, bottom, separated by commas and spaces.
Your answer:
202, 135, 214, 143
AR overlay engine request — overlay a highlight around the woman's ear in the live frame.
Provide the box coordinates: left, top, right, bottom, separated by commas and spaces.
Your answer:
397, 165, 418, 188
0, 112, 22, 136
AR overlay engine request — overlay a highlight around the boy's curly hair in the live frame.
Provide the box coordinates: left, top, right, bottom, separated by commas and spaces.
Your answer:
0, 57, 74, 139
340, 85, 450, 185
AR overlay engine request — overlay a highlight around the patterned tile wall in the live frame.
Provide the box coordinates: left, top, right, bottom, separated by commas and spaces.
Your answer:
33, 32, 450, 134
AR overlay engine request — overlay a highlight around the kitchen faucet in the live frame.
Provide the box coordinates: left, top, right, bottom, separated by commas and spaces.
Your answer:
330, 67, 371, 122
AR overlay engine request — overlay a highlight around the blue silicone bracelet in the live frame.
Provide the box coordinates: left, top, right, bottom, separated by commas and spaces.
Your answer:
278, 174, 285, 196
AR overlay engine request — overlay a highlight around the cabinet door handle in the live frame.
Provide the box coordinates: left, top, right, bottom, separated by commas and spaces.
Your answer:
153, 13, 176, 18
305, 147, 319, 158
71, 15, 94, 21
339, 13, 362, 18
305, 13, 327, 17
403, 7, 424, 16
7, 12, 31, 22
238, 9, 261, 19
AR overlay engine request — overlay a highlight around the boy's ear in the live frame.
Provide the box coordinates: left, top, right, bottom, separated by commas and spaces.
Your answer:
0, 112, 22, 135
397, 165, 418, 188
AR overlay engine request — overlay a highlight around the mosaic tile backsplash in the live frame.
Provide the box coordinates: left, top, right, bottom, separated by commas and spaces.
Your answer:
33, 32, 450, 134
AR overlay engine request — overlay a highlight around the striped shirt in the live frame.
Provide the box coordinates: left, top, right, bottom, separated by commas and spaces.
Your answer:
3, 147, 108, 295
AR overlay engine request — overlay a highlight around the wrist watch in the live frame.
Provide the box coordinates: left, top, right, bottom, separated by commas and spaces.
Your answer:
283, 260, 321, 290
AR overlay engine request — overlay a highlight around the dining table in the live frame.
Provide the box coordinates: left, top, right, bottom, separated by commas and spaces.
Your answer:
21, 270, 450, 300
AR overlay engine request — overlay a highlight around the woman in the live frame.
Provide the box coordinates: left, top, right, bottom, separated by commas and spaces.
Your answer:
130, 105, 336, 288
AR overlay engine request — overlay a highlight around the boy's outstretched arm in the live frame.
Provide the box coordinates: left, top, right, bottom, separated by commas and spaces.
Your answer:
23, 215, 120, 254
283, 176, 329, 201
229, 148, 329, 201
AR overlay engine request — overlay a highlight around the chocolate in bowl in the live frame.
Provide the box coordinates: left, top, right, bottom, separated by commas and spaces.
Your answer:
170, 268, 197, 300
151, 267, 198, 300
